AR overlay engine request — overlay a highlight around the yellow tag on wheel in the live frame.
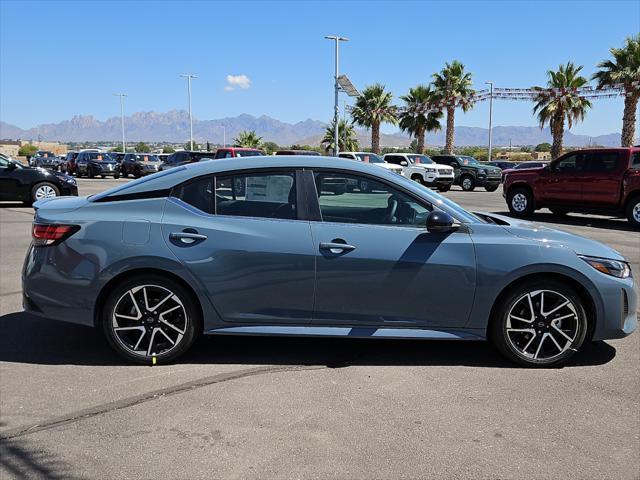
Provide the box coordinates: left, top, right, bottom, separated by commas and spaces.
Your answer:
152, 356, 157, 366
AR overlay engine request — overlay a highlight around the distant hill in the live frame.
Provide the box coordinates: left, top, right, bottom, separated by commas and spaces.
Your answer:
0, 112, 621, 147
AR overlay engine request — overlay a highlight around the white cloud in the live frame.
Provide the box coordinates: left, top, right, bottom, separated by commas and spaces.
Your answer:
225, 74, 251, 91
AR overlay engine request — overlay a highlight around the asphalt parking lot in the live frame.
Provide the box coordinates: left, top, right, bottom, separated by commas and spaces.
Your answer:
1, 178, 638, 479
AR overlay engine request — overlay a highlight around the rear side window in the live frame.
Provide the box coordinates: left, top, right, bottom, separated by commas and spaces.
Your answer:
173, 176, 214, 214
586, 152, 620, 172
215, 172, 297, 220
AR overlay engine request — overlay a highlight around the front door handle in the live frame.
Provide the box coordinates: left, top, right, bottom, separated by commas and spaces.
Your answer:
319, 241, 356, 255
169, 229, 207, 246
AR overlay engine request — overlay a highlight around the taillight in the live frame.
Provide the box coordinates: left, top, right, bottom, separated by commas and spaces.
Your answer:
32, 224, 79, 246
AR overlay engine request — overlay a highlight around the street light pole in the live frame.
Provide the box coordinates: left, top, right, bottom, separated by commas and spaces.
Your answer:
325, 35, 349, 156
113, 93, 127, 153
180, 74, 197, 150
485, 81, 493, 161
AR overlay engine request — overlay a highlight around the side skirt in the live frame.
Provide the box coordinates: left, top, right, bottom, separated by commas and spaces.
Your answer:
205, 325, 486, 341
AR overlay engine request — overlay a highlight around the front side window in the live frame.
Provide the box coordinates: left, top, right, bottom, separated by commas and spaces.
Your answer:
215, 171, 297, 220
554, 154, 585, 173
314, 172, 431, 227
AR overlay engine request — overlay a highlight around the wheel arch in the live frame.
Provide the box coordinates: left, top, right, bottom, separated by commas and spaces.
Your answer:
93, 267, 205, 331
487, 272, 598, 341
623, 189, 640, 210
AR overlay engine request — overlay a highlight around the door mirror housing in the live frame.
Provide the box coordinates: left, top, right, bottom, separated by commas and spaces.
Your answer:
6, 161, 17, 171
400, 160, 408, 167
426, 211, 456, 233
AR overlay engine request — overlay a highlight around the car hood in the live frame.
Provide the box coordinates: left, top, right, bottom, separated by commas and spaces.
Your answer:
478, 212, 625, 261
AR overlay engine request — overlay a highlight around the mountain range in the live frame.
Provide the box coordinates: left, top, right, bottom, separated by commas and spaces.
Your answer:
0, 111, 620, 147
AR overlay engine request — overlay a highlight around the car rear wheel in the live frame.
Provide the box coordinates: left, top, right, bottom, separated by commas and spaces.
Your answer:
626, 197, 640, 228
490, 279, 588, 367
102, 275, 200, 364
507, 187, 534, 216
88, 168, 95, 179
485, 185, 499, 192
32, 182, 60, 202
438, 185, 451, 192
461, 175, 475, 191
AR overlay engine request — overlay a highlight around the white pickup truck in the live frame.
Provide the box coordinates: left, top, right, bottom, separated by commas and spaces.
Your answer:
382, 153, 455, 191
338, 152, 404, 175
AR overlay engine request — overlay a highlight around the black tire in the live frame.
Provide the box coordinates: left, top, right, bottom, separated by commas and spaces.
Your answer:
101, 274, 201, 364
485, 185, 499, 192
114, 173, 120, 180
625, 196, 640, 228
489, 279, 588, 367
101, 175, 106, 179
460, 174, 476, 191
31, 182, 60, 202
410, 174, 424, 185
549, 208, 569, 216
134, 168, 141, 179
438, 185, 451, 192
88, 168, 95, 179
507, 187, 534, 216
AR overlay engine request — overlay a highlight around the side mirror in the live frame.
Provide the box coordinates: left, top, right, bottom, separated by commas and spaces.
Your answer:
6, 162, 17, 171
427, 211, 456, 233
400, 160, 408, 167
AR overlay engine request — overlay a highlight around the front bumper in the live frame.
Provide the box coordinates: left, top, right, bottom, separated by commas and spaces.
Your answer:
475, 175, 502, 187
424, 176, 455, 188
90, 164, 119, 176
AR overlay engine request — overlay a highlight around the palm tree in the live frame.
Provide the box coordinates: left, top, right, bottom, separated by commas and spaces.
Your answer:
350, 84, 397, 154
321, 119, 359, 153
431, 60, 474, 154
533, 62, 592, 159
399, 85, 443, 153
233, 130, 262, 148
593, 35, 640, 147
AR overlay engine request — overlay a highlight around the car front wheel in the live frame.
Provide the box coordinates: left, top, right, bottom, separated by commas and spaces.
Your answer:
485, 185, 499, 192
507, 187, 534, 216
490, 279, 588, 367
626, 197, 640, 228
32, 182, 60, 202
461, 175, 475, 191
102, 275, 200, 364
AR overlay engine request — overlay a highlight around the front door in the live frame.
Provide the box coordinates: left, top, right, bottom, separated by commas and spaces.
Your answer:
162, 170, 316, 324
539, 152, 586, 204
309, 170, 476, 328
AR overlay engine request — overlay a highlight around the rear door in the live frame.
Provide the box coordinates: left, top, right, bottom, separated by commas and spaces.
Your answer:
162, 169, 316, 325
308, 170, 476, 328
580, 150, 624, 207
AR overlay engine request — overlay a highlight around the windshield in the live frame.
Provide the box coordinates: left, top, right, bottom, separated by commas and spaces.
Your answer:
236, 150, 265, 157
135, 154, 160, 162
355, 153, 384, 163
88, 153, 112, 161
37, 152, 55, 158
407, 154, 434, 164
457, 156, 480, 166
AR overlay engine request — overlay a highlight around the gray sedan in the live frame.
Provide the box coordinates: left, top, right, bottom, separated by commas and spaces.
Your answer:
22, 156, 636, 366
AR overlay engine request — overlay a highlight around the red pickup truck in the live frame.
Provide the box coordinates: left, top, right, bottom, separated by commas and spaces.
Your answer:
503, 147, 640, 227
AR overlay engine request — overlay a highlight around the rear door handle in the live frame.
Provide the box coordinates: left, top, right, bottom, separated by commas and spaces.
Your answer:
170, 230, 207, 246
319, 241, 356, 254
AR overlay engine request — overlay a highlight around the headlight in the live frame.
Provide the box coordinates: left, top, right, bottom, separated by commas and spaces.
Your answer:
579, 255, 631, 278
64, 176, 77, 185
424, 167, 436, 173
479, 168, 487, 175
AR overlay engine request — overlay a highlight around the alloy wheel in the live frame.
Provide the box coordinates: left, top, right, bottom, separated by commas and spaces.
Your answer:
633, 202, 640, 223
462, 177, 473, 190
511, 193, 528, 212
505, 289, 579, 361
35, 185, 58, 199
111, 284, 188, 357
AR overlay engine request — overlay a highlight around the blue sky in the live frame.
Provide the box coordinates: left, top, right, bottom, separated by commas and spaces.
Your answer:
1, 0, 638, 135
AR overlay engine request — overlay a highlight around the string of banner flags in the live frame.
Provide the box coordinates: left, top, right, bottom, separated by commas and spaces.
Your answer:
345, 81, 640, 115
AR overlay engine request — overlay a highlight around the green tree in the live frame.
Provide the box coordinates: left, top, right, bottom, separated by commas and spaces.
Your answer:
431, 60, 475, 154
262, 141, 279, 155
534, 142, 552, 152
321, 119, 359, 154
184, 141, 199, 151
135, 142, 151, 153
533, 62, 592, 159
110, 145, 124, 153
18, 144, 37, 157
399, 85, 442, 154
233, 130, 262, 148
351, 83, 397, 154
162, 145, 175, 154
593, 34, 640, 147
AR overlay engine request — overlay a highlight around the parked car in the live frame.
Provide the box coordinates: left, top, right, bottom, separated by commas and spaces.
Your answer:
213, 147, 266, 158
503, 148, 640, 227
383, 153, 455, 191
63, 151, 79, 174
0, 155, 77, 204
156, 153, 170, 163
430, 155, 502, 192
75, 151, 120, 178
120, 153, 162, 178
110, 152, 126, 164
23, 155, 636, 367
275, 150, 320, 156
30, 151, 63, 170
159, 151, 214, 171
338, 152, 403, 175
487, 160, 517, 170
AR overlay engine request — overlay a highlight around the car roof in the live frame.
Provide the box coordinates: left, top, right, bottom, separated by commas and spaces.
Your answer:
92, 155, 399, 201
